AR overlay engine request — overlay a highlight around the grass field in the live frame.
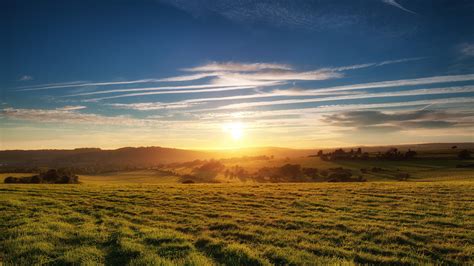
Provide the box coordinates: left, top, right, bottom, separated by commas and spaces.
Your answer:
79, 170, 180, 185
1, 181, 473, 265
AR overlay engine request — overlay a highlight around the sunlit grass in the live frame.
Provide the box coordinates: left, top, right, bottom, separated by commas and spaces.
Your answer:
1, 181, 473, 265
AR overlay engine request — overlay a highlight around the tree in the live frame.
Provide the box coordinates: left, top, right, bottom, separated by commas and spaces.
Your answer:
280, 164, 302, 180
405, 149, 417, 159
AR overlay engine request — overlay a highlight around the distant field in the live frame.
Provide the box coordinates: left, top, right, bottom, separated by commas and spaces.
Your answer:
79, 170, 180, 184
2, 155, 473, 184
1, 182, 473, 265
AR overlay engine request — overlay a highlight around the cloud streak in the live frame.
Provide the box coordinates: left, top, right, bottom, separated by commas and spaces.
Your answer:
324, 109, 473, 131
58, 58, 428, 102
107, 90, 357, 110
19, 75, 33, 81
382, 0, 417, 15
56, 105, 87, 111
0, 107, 149, 126
183, 62, 292, 72
82, 85, 261, 102
18, 58, 421, 94
195, 97, 474, 120
212, 85, 474, 110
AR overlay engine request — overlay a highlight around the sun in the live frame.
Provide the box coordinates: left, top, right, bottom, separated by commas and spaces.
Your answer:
223, 122, 244, 141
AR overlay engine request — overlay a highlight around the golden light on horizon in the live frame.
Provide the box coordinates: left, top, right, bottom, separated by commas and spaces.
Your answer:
223, 122, 244, 141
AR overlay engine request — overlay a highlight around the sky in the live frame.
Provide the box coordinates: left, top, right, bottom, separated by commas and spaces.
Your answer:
1, 0, 473, 150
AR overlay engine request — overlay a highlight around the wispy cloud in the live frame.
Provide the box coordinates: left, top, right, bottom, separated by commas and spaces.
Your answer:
183, 62, 292, 72
303, 74, 474, 94
159, 0, 414, 33
14, 81, 86, 90
109, 102, 197, 111
382, 0, 417, 15
459, 43, 474, 58
0, 107, 148, 126
195, 97, 474, 121
107, 90, 357, 110
212, 85, 474, 110
56, 105, 87, 111
16, 58, 421, 94
67, 81, 280, 98
59, 58, 424, 101
19, 75, 33, 81
324, 109, 472, 130
82, 85, 260, 102
157, 72, 222, 82
102, 73, 474, 110
168, 58, 423, 84
17, 79, 163, 91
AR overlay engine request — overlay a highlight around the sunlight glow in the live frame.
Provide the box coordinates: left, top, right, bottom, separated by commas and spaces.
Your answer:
223, 122, 244, 141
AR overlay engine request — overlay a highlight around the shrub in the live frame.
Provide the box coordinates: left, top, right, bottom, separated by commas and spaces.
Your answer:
371, 167, 384, 172
4, 176, 19, 183
395, 172, 410, 180
302, 167, 318, 178
327, 172, 352, 182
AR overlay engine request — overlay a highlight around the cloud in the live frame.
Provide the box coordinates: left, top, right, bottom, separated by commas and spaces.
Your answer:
17, 79, 163, 91
107, 90, 355, 111
67, 81, 280, 97
55, 105, 87, 111
176, 58, 422, 83
64, 57, 422, 101
14, 58, 421, 97
103, 73, 474, 110
182, 62, 292, 72
194, 97, 474, 120
0, 107, 149, 126
157, 72, 222, 82
14, 81, 85, 90
19, 75, 33, 81
159, 0, 395, 32
304, 74, 474, 94
213, 85, 474, 110
459, 43, 474, 58
82, 85, 260, 102
108, 102, 197, 111
107, 90, 358, 110
323, 109, 472, 130
382, 0, 417, 15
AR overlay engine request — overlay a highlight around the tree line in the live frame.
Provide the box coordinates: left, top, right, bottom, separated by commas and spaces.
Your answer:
4, 169, 79, 184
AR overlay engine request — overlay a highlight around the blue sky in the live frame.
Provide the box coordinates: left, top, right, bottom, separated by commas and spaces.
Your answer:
1, 0, 473, 149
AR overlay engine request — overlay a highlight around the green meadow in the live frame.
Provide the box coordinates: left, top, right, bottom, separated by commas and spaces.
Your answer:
1, 181, 473, 265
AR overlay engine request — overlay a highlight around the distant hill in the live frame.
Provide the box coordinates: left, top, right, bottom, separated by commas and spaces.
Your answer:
0, 147, 214, 168
0, 143, 472, 169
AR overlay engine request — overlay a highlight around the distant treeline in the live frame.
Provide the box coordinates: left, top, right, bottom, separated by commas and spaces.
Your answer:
178, 160, 367, 183
312, 148, 417, 161
4, 169, 79, 184
313, 147, 472, 161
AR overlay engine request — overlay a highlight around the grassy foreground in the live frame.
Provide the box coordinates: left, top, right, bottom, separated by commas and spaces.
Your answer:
1, 182, 473, 265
